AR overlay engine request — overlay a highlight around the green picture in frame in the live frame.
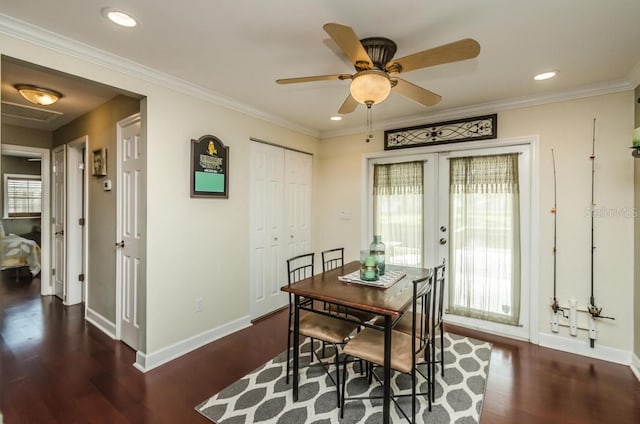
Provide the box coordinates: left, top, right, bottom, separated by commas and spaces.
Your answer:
190, 135, 229, 198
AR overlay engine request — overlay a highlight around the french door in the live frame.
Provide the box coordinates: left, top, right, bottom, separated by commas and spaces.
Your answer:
368, 143, 532, 340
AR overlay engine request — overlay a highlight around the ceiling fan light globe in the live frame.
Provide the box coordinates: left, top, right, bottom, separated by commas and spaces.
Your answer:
349, 70, 391, 105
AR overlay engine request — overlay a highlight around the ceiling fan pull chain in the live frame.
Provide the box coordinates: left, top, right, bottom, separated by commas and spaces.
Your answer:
366, 104, 373, 140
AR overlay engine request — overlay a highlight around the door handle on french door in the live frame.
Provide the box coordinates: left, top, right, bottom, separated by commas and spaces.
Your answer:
55, 230, 64, 236
439, 238, 447, 245
115, 241, 125, 248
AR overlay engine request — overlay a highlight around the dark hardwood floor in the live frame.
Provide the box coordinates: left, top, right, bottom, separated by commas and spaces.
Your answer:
1, 274, 639, 423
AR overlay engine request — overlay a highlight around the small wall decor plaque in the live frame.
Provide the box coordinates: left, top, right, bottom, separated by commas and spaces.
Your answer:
384, 114, 497, 150
92, 147, 107, 176
190, 134, 229, 198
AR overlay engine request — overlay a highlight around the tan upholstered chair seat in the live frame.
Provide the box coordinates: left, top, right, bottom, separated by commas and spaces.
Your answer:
343, 328, 424, 374
374, 313, 430, 336
327, 304, 377, 323
297, 313, 359, 344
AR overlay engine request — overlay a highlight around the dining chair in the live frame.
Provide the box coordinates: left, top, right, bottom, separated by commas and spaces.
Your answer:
285, 253, 359, 406
321, 247, 344, 272
370, 261, 446, 402
321, 247, 377, 323
430, 261, 446, 398
339, 274, 433, 423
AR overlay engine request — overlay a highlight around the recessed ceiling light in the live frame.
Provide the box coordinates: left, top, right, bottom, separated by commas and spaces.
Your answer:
330, 116, 342, 121
534, 71, 557, 81
101, 7, 137, 27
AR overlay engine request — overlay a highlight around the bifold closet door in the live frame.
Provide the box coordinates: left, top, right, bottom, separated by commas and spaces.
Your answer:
250, 142, 312, 319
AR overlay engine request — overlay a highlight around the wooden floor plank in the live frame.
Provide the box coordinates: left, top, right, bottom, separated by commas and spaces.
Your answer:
1, 273, 639, 423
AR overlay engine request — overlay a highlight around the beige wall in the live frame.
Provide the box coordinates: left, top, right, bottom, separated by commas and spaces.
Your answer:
52, 95, 140, 326
143, 89, 319, 352
0, 123, 52, 149
317, 91, 635, 353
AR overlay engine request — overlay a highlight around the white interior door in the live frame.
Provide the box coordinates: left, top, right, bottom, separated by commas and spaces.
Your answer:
116, 114, 143, 350
250, 142, 285, 319
284, 150, 312, 259
249, 142, 312, 320
52, 145, 66, 301
65, 136, 88, 305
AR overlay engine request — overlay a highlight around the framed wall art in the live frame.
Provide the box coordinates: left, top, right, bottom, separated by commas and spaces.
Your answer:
190, 134, 229, 198
92, 147, 107, 176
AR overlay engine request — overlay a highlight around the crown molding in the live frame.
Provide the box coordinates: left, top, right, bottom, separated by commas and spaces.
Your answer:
627, 60, 640, 89
319, 79, 634, 139
0, 13, 319, 138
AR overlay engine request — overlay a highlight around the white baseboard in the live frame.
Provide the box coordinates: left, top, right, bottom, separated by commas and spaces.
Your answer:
631, 353, 640, 382
134, 315, 251, 372
85, 307, 116, 339
538, 332, 631, 365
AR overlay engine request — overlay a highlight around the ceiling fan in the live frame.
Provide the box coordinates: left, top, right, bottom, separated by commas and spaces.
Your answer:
276, 23, 481, 114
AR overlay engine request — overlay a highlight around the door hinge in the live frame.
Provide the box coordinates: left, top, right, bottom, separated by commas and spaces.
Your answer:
79, 273, 85, 282
52, 268, 55, 276
79, 218, 85, 226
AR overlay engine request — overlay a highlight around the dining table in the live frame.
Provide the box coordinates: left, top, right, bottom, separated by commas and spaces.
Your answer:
281, 260, 432, 424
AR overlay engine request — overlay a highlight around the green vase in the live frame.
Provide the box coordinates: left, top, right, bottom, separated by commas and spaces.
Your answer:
369, 235, 386, 275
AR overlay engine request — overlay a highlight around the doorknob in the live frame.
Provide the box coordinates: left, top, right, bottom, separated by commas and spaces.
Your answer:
55, 230, 64, 236
439, 238, 447, 245
115, 241, 125, 248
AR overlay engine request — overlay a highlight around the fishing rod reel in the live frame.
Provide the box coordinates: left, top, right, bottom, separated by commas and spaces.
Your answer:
587, 302, 615, 320
550, 298, 568, 318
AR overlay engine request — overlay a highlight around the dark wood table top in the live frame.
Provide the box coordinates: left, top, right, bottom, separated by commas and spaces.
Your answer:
281, 261, 432, 317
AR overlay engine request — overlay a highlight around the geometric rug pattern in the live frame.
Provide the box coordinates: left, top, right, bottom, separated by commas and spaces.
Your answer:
196, 333, 491, 424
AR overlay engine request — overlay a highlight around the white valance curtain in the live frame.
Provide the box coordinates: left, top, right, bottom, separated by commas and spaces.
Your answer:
373, 161, 424, 266
448, 153, 521, 325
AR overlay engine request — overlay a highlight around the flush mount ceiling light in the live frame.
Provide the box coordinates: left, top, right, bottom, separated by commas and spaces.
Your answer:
534, 71, 557, 81
101, 7, 137, 27
14, 84, 63, 106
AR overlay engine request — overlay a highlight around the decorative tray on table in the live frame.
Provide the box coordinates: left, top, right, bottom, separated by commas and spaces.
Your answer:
338, 270, 406, 288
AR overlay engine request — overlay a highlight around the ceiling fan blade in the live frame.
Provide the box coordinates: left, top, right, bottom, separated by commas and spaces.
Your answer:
323, 23, 373, 68
276, 74, 352, 84
386, 39, 480, 74
338, 94, 359, 114
392, 78, 442, 106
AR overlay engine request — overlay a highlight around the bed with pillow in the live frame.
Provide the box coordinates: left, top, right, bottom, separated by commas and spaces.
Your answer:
0, 224, 41, 277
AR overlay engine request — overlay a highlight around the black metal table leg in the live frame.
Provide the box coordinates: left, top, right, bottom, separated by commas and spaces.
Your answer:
383, 314, 391, 424
293, 294, 300, 401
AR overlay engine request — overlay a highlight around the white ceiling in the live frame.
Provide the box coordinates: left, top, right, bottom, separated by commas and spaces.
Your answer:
1, 0, 639, 137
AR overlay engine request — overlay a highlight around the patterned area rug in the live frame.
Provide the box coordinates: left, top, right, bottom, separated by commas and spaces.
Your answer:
196, 333, 491, 424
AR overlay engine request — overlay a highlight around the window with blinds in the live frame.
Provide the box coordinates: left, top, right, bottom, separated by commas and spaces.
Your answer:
4, 174, 42, 218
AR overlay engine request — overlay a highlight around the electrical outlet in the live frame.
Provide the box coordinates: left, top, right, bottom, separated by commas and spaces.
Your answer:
195, 297, 203, 312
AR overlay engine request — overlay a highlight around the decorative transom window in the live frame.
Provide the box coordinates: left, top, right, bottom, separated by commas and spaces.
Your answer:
4, 174, 42, 218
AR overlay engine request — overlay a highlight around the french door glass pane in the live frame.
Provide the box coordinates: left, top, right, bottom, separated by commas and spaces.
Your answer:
373, 161, 424, 267
448, 154, 521, 325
